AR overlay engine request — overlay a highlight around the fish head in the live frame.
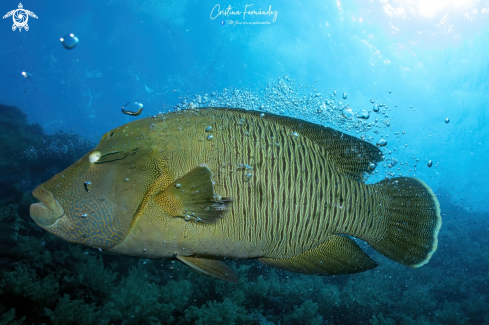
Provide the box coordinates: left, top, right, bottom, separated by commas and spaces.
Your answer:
29, 120, 156, 249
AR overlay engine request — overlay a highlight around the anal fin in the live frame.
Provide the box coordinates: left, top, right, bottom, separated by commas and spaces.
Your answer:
177, 256, 238, 283
259, 235, 377, 275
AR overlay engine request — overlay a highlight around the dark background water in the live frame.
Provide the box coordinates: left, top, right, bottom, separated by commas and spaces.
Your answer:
0, 0, 488, 324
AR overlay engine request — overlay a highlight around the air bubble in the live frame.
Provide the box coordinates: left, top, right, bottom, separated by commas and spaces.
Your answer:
237, 164, 253, 170
84, 181, 92, 192
427, 160, 433, 167
60, 33, 79, 49
175, 183, 182, 188
184, 215, 191, 221
370, 99, 375, 103
244, 173, 253, 182
388, 90, 392, 93
376, 139, 387, 147
259, 113, 265, 117
373, 104, 379, 112
124, 178, 129, 182
291, 132, 299, 138
205, 126, 212, 132
368, 163, 376, 171
206, 135, 214, 141
81, 213, 88, 218
122, 102, 143, 116
342, 93, 347, 99
358, 110, 370, 119
445, 118, 449, 123
342, 107, 354, 119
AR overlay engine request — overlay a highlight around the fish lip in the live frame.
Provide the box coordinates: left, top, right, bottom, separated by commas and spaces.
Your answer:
30, 186, 65, 227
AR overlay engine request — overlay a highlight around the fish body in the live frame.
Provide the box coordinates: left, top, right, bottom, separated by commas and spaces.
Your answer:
30, 108, 441, 282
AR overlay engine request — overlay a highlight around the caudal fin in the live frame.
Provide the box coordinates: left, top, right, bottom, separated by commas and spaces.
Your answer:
369, 177, 441, 267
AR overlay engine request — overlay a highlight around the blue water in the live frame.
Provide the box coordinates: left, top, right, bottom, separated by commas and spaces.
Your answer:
1, 1, 488, 324
2, 0, 487, 212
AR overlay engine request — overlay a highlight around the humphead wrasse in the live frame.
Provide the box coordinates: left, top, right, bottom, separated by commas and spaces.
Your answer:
30, 108, 441, 282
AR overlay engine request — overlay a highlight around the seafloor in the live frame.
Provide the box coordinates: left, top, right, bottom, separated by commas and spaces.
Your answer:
0, 104, 487, 325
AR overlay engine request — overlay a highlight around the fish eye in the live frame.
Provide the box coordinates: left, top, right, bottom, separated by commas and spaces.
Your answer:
89, 151, 101, 163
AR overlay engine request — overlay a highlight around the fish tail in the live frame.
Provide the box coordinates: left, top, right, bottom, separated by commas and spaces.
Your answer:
369, 177, 442, 267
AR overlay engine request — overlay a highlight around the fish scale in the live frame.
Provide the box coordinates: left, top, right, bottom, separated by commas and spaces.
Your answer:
157, 110, 375, 258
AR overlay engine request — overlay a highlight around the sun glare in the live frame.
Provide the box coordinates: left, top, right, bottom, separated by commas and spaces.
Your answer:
382, 0, 476, 19
418, 0, 473, 18
357, 0, 489, 46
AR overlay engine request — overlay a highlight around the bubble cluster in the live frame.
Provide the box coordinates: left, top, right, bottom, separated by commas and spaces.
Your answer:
22, 137, 92, 162
175, 77, 393, 140
168, 77, 419, 181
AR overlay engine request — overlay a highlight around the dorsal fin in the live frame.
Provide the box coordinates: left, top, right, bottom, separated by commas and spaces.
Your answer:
208, 108, 384, 182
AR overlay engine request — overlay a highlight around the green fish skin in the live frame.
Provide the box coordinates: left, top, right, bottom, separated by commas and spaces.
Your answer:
30, 108, 441, 282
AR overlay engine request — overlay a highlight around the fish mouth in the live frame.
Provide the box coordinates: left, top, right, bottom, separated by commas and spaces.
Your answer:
30, 185, 65, 227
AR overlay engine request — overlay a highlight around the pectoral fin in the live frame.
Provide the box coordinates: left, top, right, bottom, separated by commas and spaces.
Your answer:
154, 165, 232, 223
259, 235, 377, 275
177, 256, 238, 283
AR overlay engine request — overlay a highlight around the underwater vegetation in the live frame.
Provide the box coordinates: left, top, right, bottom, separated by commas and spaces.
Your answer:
0, 106, 488, 325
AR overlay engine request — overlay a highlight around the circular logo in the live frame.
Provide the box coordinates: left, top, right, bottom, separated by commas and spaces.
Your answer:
14, 9, 28, 28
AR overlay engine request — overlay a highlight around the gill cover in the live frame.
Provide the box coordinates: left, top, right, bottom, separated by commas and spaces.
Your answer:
29, 121, 155, 250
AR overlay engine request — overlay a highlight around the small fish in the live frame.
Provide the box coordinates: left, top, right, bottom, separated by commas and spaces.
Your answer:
30, 108, 441, 282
